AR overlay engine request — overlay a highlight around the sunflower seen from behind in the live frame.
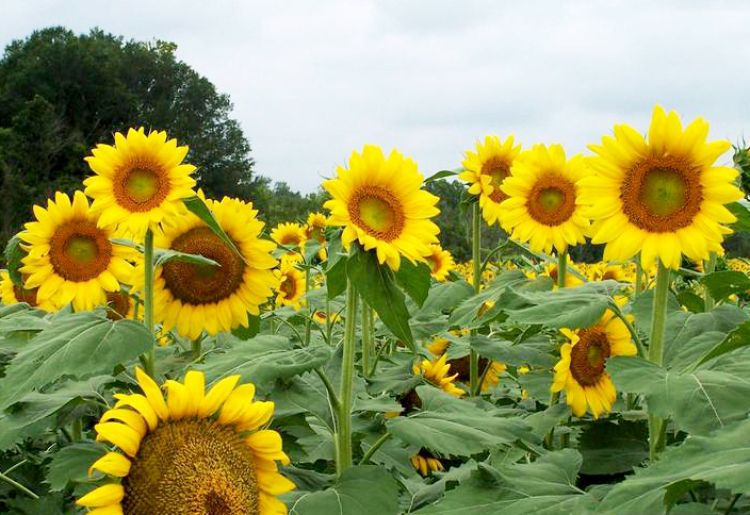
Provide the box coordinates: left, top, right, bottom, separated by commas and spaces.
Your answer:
84, 128, 197, 238
460, 135, 522, 225
323, 145, 440, 271
499, 144, 590, 256
76, 368, 295, 514
18, 191, 134, 312
134, 196, 278, 339
582, 106, 743, 269
551, 302, 637, 418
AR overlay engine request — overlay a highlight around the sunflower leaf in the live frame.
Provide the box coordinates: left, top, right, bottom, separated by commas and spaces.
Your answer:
394, 260, 432, 307
3, 233, 25, 286
182, 195, 244, 261
46, 442, 108, 491
424, 169, 460, 183
726, 202, 750, 232
152, 248, 219, 268
701, 271, 750, 302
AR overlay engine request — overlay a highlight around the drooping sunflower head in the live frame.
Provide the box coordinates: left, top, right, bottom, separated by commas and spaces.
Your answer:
305, 212, 328, 243
499, 144, 590, 255
271, 222, 307, 252
460, 135, 522, 225
275, 257, 306, 310
76, 368, 295, 514
323, 145, 440, 271
0, 270, 56, 311
551, 306, 637, 418
413, 354, 466, 397
410, 451, 445, 476
135, 196, 278, 339
18, 191, 134, 312
582, 106, 743, 270
84, 128, 197, 238
425, 245, 455, 282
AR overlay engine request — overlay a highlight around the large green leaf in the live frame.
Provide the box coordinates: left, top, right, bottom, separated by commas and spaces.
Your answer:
0, 313, 152, 410
701, 271, 750, 302
290, 465, 399, 515
199, 335, 332, 386
597, 419, 750, 514
346, 247, 414, 349
4, 233, 25, 285
46, 442, 107, 491
386, 386, 534, 457
470, 334, 556, 368
578, 420, 648, 475
727, 201, 750, 232
696, 319, 750, 366
448, 270, 532, 328
504, 283, 616, 329
395, 260, 432, 307
418, 280, 474, 316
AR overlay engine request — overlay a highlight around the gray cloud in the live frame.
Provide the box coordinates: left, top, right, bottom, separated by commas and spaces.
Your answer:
2, 0, 749, 192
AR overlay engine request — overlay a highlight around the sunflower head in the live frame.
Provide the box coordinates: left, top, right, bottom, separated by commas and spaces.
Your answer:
312, 310, 340, 324
271, 222, 307, 252
323, 145, 440, 271
0, 270, 56, 311
551, 306, 637, 418
582, 105, 743, 269
411, 451, 445, 476
275, 257, 306, 310
18, 191, 134, 312
413, 354, 466, 397
84, 128, 197, 238
425, 245, 455, 282
499, 144, 590, 255
305, 212, 328, 243
76, 368, 294, 514
460, 135, 522, 225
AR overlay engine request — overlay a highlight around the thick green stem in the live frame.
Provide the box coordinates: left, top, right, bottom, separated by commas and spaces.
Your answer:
142, 228, 156, 378
557, 250, 568, 289
191, 339, 202, 361
469, 202, 481, 395
648, 262, 671, 461
304, 266, 312, 345
71, 418, 82, 442
544, 391, 561, 449
336, 280, 358, 476
704, 252, 717, 312
635, 258, 645, 296
361, 301, 374, 378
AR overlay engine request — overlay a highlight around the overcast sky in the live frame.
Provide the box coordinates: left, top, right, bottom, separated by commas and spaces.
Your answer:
2, 0, 749, 192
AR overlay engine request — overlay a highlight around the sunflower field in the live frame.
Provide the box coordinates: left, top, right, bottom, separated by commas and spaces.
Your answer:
2, 106, 750, 515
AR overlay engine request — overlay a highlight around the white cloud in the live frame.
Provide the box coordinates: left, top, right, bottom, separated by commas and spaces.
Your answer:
2, 0, 748, 192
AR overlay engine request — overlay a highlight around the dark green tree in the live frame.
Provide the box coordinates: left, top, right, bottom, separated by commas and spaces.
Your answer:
0, 27, 263, 247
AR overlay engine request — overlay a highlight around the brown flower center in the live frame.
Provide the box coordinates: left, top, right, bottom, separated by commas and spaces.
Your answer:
449, 355, 490, 383
620, 156, 702, 232
122, 419, 259, 515
569, 327, 611, 386
526, 174, 577, 226
348, 186, 405, 241
279, 274, 298, 300
13, 284, 39, 306
48, 220, 112, 282
162, 227, 245, 305
105, 291, 132, 320
114, 165, 169, 212
481, 157, 510, 203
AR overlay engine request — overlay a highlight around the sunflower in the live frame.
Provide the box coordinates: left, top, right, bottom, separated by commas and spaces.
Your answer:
0, 270, 56, 311
460, 135, 522, 225
275, 258, 306, 310
582, 106, 743, 270
312, 310, 341, 324
413, 354, 466, 397
425, 245, 455, 282
103, 290, 136, 321
84, 128, 197, 238
305, 213, 328, 243
540, 262, 584, 288
323, 145, 440, 271
76, 368, 295, 514
410, 451, 444, 476
18, 191, 134, 312
134, 196, 278, 340
426, 336, 450, 356
551, 305, 637, 418
270, 223, 307, 254
499, 144, 590, 255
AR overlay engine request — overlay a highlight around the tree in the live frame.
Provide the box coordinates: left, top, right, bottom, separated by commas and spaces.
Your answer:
0, 27, 262, 248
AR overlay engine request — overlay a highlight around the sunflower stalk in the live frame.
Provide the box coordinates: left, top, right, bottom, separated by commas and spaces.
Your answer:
304, 266, 312, 346
361, 300, 374, 378
469, 201, 481, 395
335, 280, 358, 476
142, 228, 156, 378
703, 252, 717, 311
635, 259, 645, 296
557, 250, 568, 289
648, 261, 671, 461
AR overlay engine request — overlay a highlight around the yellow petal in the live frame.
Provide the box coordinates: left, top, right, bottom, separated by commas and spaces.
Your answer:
76, 484, 124, 507
88, 452, 132, 478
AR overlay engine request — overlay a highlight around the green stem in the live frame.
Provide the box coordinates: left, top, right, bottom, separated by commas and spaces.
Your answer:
142, 228, 155, 378
725, 493, 741, 515
0, 470, 38, 499
704, 252, 717, 312
544, 391, 560, 449
304, 266, 312, 346
557, 250, 568, 289
469, 202, 481, 395
360, 432, 392, 465
336, 280, 358, 476
191, 339, 202, 361
361, 301, 374, 378
325, 291, 333, 344
635, 258, 644, 296
71, 418, 82, 442
314, 368, 340, 413
648, 261, 671, 461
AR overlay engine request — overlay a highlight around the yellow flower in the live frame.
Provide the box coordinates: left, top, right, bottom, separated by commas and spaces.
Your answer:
426, 336, 450, 356
414, 354, 466, 397
425, 245, 455, 282
305, 212, 328, 243
0, 270, 56, 311
410, 452, 445, 476
541, 262, 584, 288
312, 310, 341, 324
499, 144, 590, 255
582, 105, 743, 270
18, 191, 134, 312
77, 369, 294, 514
275, 258, 306, 310
134, 196, 278, 339
460, 135, 522, 225
323, 145, 440, 271
271, 222, 307, 252
84, 128, 197, 238
551, 307, 637, 418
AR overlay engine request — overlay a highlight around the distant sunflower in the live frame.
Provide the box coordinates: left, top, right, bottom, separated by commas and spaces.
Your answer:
76, 368, 294, 514
582, 106, 743, 269
0, 270, 56, 311
460, 135, 522, 225
551, 305, 637, 418
135, 196, 278, 339
305, 213, 328, 243
103, 290, 136, 321
323, 145, 440, 271
312, 310, 340, 324
425, 245, 455, 282
500, 144, 590, 255
411, 451, 444, 476
18, 191, 134, 312
426, 336, 450, 356
541, 262, 584, 288
414, 354, 466, 397
271, 222, 307, 254
275, 258, 306, 310
84, 128, 197, 237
